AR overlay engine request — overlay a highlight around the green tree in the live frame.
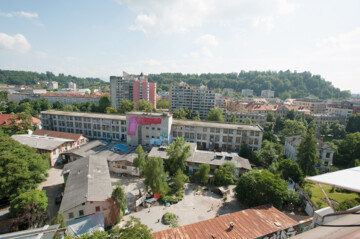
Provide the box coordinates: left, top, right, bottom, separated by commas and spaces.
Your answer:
0, 90, 9, 101
112, 182, 127, 219
253, 140, 283, 167
214, 165, 234, 186
63, 105, 74, 111
156, 99, 169, 109
223, 161, 238, 178
206, 108, 225, 122
9, 190, 48, 228
274, 116, 285, 133
297, 129, 318, 176
172, 109, 187, 119
98, 95, 111, 112
320, 122, 330, 136
192, 111, 200, 120
266, 112, 276, 123
133, 145, 147, 174
229, 115, 238, 123
172, 169, 188, 192
143, 156, 169, 195
281, 119, 306, 136
52, 101, 64, 110
137, 99, 154, 112
49, 212, 66, 228
119, 99, 136, 114
194, 164, 210, 184
329, 120, 346, 139
335, 132, 360, 166
6, 100, 19, 114
240, 145, 253, 159
278, 159, 304, 185
165, 137, 191, 176
17, 102, 35, 116
346, 113, 360, 133
262, 131, 278, 143
242, 117, 252, 124
105, 106, 117, 114
234, 170, 289, 209
286, 109, 296, 120
0, 134, 49, 201
110, 216, 152, 239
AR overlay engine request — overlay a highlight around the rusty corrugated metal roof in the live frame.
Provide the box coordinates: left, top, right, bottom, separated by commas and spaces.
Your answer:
152, 205, 299, 239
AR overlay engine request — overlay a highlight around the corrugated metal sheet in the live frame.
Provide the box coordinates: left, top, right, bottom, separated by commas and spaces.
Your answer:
152, 205, 298, 239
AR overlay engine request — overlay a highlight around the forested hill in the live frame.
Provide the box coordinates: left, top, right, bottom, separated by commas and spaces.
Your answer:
148, 70, 350, 100
0, 70, 107, 89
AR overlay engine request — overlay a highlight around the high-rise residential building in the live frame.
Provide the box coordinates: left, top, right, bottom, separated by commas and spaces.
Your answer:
110, 72, 156, 109
169, 83, 215, 119
261, 90, 275, 98
133, 76, 156, 108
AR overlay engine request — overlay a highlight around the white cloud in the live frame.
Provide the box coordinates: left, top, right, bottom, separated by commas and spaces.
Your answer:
16, 11, 39, 19
252, 16, 274, 31
119, 0, 297, 34
0, 33, 31, 53
195, 34, 218, 46
0, 11, 38, 19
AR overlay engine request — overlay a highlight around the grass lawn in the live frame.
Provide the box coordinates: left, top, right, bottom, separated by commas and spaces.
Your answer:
304, 182, 360, 209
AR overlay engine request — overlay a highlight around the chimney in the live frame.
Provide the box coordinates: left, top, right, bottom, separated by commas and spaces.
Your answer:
229, 222, 234, 231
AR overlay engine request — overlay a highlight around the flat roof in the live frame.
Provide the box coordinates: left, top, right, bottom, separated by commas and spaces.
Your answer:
127, 111, 170, 117
40, 110, 127, 121
11, 134, 75, 151
173, 119, 262, 131
293, 214, 360, 239
191, 150, 252, 170
63, 140, 137, 163
305, 167, 360, 193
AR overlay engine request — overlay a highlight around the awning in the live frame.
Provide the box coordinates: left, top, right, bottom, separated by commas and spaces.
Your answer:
305, 166, 360, 193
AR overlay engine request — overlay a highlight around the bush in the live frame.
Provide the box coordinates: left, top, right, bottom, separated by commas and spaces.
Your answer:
304, 188, 312, 199
285, 190, 300, 206
161, 190, 184, 203
335, 199, 360, 211
170, 221, 179, 228
162, 212, 177, 225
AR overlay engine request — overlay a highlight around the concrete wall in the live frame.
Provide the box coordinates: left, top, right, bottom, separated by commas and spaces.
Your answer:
63, 201, 112, 227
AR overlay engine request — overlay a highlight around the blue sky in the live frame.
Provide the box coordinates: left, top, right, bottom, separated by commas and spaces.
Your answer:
1, 0, 360, 93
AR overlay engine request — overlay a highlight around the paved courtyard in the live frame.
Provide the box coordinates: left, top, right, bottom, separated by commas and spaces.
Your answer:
120, 182, 245, 233
38, 166, 64, 220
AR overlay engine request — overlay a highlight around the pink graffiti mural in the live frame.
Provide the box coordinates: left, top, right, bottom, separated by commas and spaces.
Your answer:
127, 116, 162, 135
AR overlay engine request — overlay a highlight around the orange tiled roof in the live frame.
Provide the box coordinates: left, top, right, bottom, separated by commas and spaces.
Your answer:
0, 114, 40, 126
152, 205, 299, 239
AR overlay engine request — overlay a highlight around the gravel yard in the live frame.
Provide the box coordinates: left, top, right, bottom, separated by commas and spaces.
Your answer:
117, 180, 245, 233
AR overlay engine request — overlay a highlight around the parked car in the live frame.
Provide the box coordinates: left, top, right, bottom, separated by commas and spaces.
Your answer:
55, 192, 64, 204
